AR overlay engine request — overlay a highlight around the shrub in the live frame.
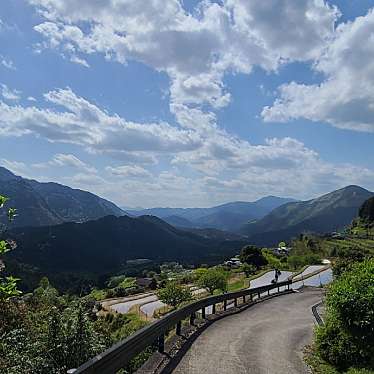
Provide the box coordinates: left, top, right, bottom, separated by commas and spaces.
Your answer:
157, 281, 192, 308
197, 268, 228, 294
316, 259, 374, 369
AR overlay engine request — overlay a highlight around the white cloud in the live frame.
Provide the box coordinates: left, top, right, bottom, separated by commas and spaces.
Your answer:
1, 56, 16, 70
0, 87, 201, 153
39, 153, 97, 173
263, 9, 374, 132
0, 159, 29, 176
70, 55, 90, 67
106, 165, 152, 178
1, 84, 21, 101
1, 84, 372, 206
29, 0, 338, 125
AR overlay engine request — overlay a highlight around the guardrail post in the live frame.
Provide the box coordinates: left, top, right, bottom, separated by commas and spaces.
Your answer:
234, 298, 238, 307
242, 295, 245, 304
212, 303, 216, 314
202, 307, 206, 319
190, 312, 195, 326
287, 283, 290, 290
250, 293, 253, 301
158, 333, 165, 353
267, 288, 270, 296
223, 299, 227, 311
257, 291, 260, 299
176, 321, 182, 336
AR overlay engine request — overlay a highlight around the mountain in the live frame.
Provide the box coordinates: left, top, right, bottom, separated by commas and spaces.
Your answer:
4, 215, 246, 292
242, 185, 374, 245
162, 215, 196, 228
127, 196, 296, 232
0, 166, 124, 228
359, 196, 374, 222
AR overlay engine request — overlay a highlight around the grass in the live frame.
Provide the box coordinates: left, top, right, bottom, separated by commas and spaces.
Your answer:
227, 278, 247, 292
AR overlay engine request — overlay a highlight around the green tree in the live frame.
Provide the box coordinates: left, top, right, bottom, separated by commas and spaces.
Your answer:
239, 245, 267, 268
157, 281, 192, 308
316, 259, 374, 369
0, 195, 20, 301
197, 268, 228, 294
242, 263, 256, 277
287, 255, 304, 270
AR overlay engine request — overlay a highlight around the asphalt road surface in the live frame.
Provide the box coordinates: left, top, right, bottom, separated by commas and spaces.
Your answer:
172, 289, 323, 374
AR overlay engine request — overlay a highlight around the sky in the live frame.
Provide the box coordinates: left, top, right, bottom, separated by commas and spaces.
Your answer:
1, 0, 374, 208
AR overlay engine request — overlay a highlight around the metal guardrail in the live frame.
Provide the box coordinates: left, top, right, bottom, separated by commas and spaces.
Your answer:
73, 279, 292, 373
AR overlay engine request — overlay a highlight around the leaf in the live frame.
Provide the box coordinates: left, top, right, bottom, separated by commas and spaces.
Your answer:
7, 208, 17, 221
0, 195, 9, 208
0, 240, 10, 254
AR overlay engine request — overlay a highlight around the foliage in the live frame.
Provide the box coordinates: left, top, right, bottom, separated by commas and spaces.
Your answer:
0, 194, 20, 301
157, 281, 192, 308
197, 268, 228, 294
0, 278, 108, 374
315, 259, 374, 370
192, 267, 208, 280
332, 248, 365, 277
239, 245, 267, 268
287, 254, 321, 270
359, 197, 374, 223
242, 263, 257, 277
262, 250, 283, 269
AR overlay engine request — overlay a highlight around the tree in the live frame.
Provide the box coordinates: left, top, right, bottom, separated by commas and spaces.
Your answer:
287, 255, 304, 270
239, 245, 267, 269
242, 263, 256, 277
0, 195, 20, 301
197, 268, 228, 294
157, 281, 192, 308
316, 259, 374, 369
359, 196, 374, 222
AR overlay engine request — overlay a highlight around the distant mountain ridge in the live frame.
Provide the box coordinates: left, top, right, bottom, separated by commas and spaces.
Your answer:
242, 185, 374, 245
126, 196, 297, 232
5, 214, 246, 292
0, 166, 124, 228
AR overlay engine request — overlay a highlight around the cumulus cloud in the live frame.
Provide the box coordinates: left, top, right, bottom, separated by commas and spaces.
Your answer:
1, 56, 16, 70
263, 9, 374, 132
106, 165, 152, 178
1, 84, 373, 206
29, 0, 338, 125
1, 84, 21, 101
33, 153, 97, 173
0, 87, 201, 153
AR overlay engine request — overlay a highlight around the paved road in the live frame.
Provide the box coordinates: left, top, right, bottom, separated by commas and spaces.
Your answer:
172, 289, 323, 374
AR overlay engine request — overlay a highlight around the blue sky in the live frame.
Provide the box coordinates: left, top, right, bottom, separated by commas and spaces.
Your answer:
1, 0, 374, 208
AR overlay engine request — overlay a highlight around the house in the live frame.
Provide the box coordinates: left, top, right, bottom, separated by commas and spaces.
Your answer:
271, 245, 291, 255
224, 257, 242, 268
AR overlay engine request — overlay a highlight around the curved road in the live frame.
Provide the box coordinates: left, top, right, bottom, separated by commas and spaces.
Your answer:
172, 288, 323, 374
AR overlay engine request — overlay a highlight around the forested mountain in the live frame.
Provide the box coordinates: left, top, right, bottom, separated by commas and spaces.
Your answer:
0, 167, 124, 228
359, 196, 374, 222
242, 185, 374, 245
126, 196, 296, 232
4, 214, 246, 292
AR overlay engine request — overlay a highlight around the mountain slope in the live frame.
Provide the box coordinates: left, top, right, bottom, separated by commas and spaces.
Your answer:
242, 185, 374, 245
127, 196, 296, 232
4, 215, 246, 291
0, 166, 124, 228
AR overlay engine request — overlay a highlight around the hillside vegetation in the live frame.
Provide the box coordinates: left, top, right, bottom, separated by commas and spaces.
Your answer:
243, 186, 374, 246
0, 166, 124, 228
4, 215, 246, 292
